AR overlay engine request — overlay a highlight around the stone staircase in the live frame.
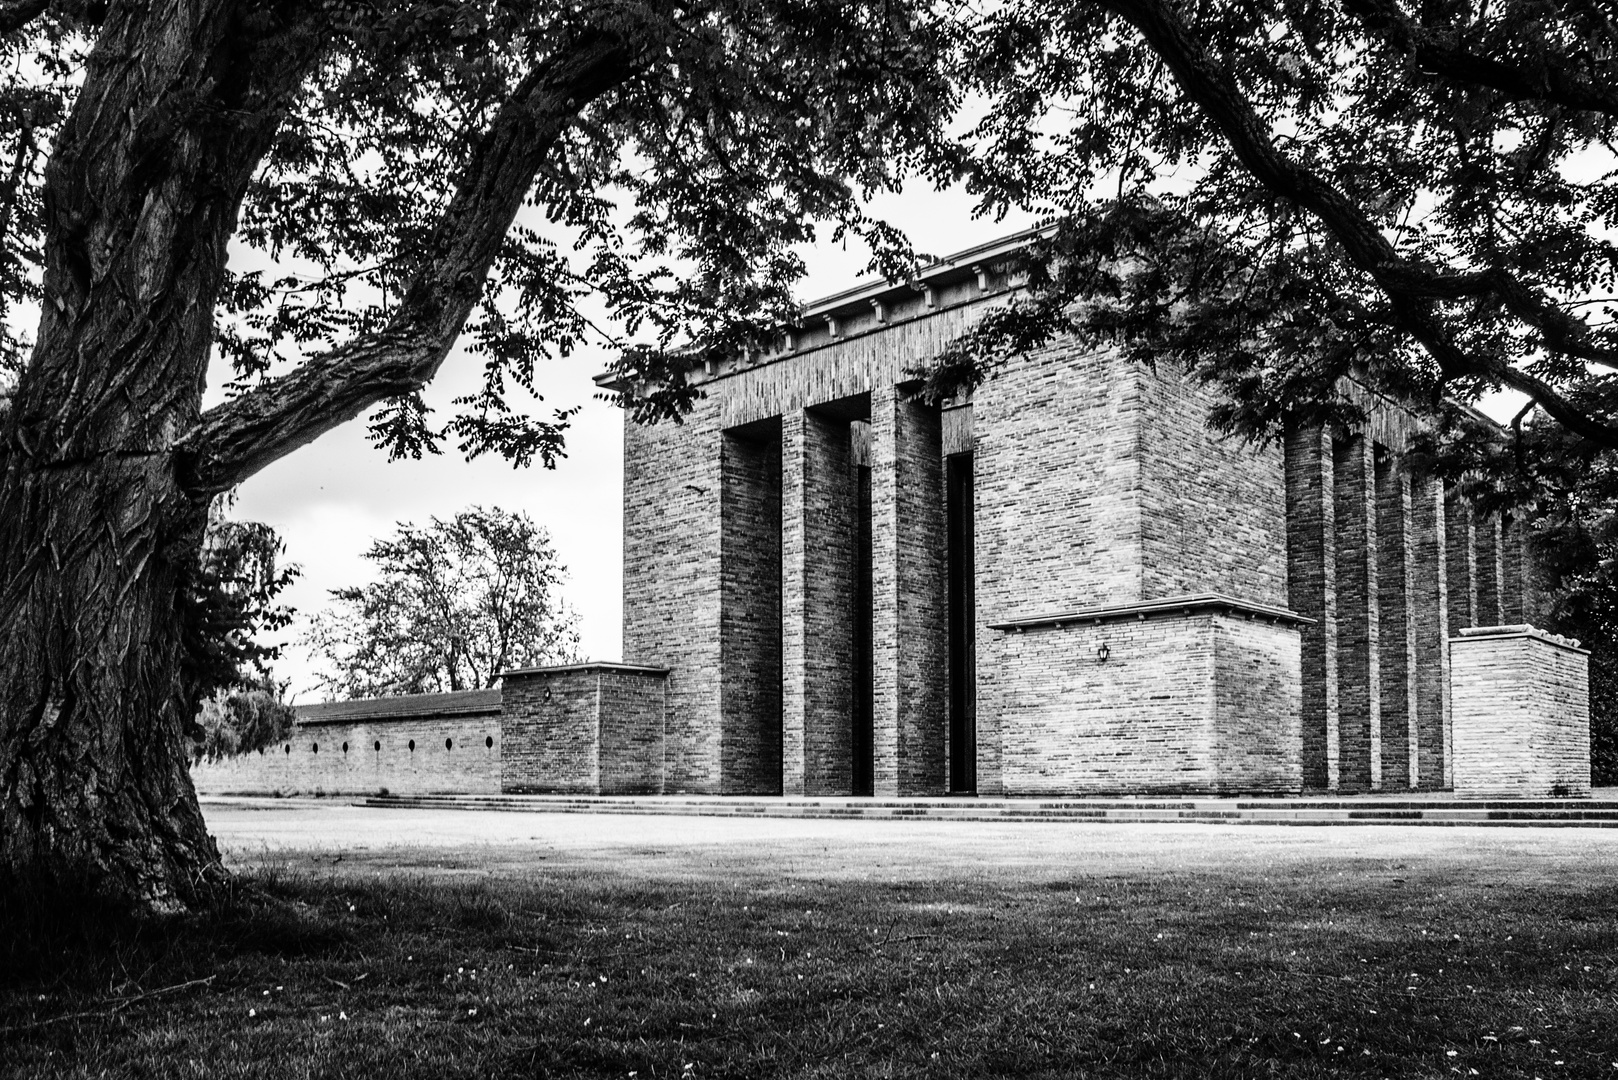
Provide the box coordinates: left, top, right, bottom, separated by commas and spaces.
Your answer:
361, 792, 1618, 827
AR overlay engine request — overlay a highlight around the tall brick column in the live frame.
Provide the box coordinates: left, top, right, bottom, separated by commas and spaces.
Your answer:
781, 409, 856, 795
1374, 452, 1416, 789
1408, 473, 1450, 788
870, 382, 947, 796
1445, 496, 1477, 633
1333, 435, 1379, 792
1284, 424, 1338, 790
1474, 513, 1504, 627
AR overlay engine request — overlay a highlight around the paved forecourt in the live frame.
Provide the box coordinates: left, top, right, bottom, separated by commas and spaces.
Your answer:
203, 796, 1618, 887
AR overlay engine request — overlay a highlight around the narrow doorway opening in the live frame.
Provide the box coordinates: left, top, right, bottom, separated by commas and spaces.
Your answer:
851, 460, 875, 796
947, 451, 976, 793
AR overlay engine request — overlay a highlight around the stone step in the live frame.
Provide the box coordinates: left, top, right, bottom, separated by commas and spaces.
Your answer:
359, 793, 1618, 827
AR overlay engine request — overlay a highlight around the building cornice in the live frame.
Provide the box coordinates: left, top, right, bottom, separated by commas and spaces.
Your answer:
501, 661, 671, 679
988, 593, 1314, 633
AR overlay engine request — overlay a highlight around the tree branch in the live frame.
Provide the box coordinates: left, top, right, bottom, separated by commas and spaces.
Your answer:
180, 31, 638, 494
1095, 0, 1618, 448
1345, 0, 1618, 119
0, 0, 49, 36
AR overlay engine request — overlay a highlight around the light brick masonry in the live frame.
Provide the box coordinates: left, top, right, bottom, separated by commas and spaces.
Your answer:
190, 689, 502, 796
1450, 626, 1590, 798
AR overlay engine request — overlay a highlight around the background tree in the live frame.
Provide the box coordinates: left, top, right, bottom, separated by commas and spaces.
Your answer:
185, 508, 299, 760
305, 506, 579, 699
191, 682, 297, 761
0, 0, 959, 910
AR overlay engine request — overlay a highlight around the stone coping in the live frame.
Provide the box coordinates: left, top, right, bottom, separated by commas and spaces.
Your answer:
501, 661, 671, 679
1453, 624, 1588, 654
294, 688, 502, 727
988, 593, 1313, 633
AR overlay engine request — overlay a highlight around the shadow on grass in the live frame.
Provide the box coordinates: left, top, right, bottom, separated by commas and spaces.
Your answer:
2, 861, 1616, 1078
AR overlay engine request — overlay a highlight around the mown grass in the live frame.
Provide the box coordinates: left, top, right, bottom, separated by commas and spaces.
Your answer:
3, 858, 1617, 1078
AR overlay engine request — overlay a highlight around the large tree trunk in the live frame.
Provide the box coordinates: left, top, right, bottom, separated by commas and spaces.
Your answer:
0, 459, 221, 912
0, 0, 321, 911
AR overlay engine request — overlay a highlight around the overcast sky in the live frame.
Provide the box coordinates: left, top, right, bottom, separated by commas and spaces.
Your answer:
235, 185, 1035, 702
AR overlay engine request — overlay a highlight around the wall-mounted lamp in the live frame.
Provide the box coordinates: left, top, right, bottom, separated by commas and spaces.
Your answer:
1096, 642, 1110, 664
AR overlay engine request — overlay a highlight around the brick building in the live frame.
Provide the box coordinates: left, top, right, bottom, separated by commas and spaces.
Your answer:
193, 228, 1586, 801
607, 227, 1562, 798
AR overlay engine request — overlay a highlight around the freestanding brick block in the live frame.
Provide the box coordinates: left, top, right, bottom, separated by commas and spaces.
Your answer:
990, 596, 1304, 795
1449, 626, 1590, 798
501, 663, 668, 794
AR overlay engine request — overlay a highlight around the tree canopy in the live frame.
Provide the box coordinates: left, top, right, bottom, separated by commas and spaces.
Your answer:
928, 0, 1618, 472
305, 506, 579, 699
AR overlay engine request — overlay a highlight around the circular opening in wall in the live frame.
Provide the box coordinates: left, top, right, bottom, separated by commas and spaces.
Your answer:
312, 742, 318, 754
445, 737, 453, 751
284, 744, 291, 755
485, 735, 494, 749
408, 739, 415, 751
342, 742, 348, 753
374, 740, 382, 752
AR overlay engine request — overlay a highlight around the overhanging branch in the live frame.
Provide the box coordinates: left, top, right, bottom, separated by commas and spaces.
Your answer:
1345, 0, 1618, 119
1094, 0, 1618, 448
0, 0, 48, 35
180, 31, 637, 495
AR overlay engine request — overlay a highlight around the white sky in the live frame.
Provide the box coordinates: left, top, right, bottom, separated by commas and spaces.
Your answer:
235, 184, 1035, 702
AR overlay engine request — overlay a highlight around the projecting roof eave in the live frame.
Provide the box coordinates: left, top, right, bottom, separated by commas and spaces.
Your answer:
500, 660, 672, 679
591, 223, 1057, 390
989, 593, 1315, 633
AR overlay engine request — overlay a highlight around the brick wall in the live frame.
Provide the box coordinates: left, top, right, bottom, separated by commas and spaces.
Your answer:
190, 714, 501, 796
1445, 497, 1477, 632
1138, 364, 1287, 604
1211, 616, 1304, 793
1333, 434, 1379, 792
995, 609, 1301, 794
973, 342, 1141, 796
1450, 627, 1590, 798
502, 669, 600, 793
622, 398, 725, 792
502, 665, 667, 794
781, 409, 856, 795
974, 343, 1146, 615
598, 670, 667, 794
870, 382, 947, 796
1285, 423, 1339, 790
1408, 474, 1450, 788
1474, 515, 1504, 626
1374, 449, 1416, 789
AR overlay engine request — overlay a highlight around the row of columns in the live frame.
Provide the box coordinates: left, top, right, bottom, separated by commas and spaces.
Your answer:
725, 384, 949, 797
1285, 425, 1533, 792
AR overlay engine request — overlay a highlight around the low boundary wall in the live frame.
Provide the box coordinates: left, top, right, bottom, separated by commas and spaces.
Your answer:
190, 689, 502, 797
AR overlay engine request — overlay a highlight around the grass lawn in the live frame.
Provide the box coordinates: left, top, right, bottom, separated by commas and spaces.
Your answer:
5, 836, 1618, 1080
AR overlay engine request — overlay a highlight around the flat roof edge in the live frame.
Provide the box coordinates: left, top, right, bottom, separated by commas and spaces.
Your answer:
990, 593, 1315, 632
501, 661, 672, 678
